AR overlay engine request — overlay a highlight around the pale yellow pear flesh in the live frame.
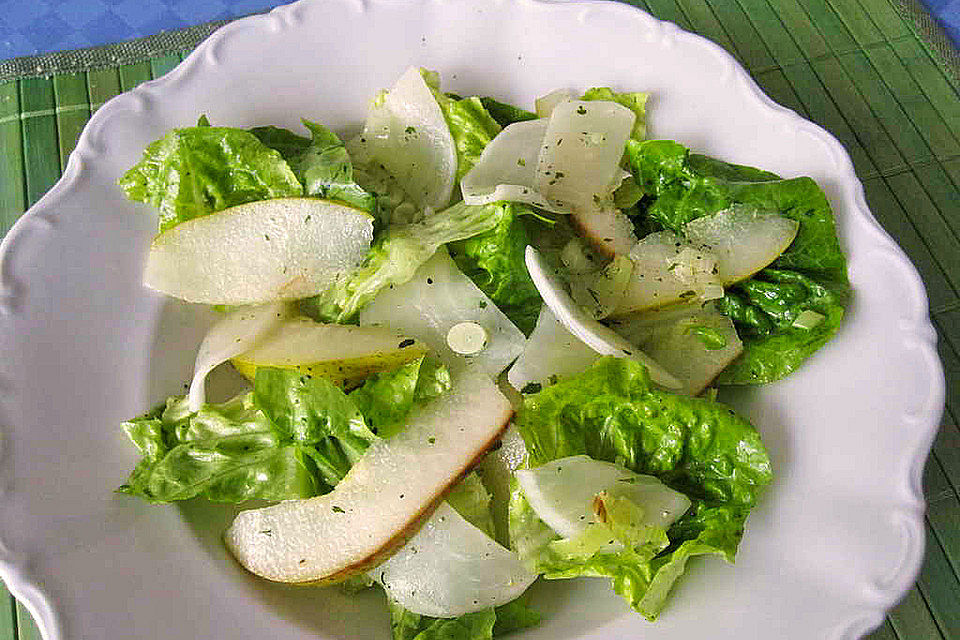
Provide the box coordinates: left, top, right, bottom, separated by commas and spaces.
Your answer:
609, 303, 743, 396
143, 198, 374, 305
614, 210, 799, 315
615, 231, 722, 315
230, 317, 428, 388
223, 370, 513, 585
685, 208, 800, 284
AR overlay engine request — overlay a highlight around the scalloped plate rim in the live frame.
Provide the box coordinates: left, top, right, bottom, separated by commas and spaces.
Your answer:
0, 0, 946, 638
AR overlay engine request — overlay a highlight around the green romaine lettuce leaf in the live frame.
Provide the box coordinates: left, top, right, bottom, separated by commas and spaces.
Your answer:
389, 600, 496, 640
478, 97, 537, 128
715, 269, 846, 383
247, 124, 312, 159
253, 366, 376, 448
445, 473, 497, 539
119, 360, 456, 503
350, 357, 452, 438
118, 125, 303, 231
300, 201, 510, 323
421, 70, 502, 180
625, 139, 846, 283
250, 121, 376, 213
509, 356, 772, 619
388, 596, 540, 640
290, 121, 377, 212
515, 356, 771, 505
118, 389, 333, 503
447, 204, 542, 335
509, 485, 722, 620
490, 596, 541, 637
624, 139, 849, 383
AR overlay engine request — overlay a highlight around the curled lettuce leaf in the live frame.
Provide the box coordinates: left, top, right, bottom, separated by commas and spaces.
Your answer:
119, 360, 451, 503
515, 357, 771, 505
251, 120, 376, 213
286, 121, 376, 213
118, 125, 303, 231
715, 269, 846, 383
509, 356, 771, 619
388, 595, 540, 640
478, 97, 537, 128
625, 139, 848, 383
625, 139, 846, 283
420, 70, 502, 181
350, 357, 451, 438
247, 124, 313, 159
118, 370, 369, 503
444, 472, 497, 540
300, 201, 510, 324
389, 601, 496, 640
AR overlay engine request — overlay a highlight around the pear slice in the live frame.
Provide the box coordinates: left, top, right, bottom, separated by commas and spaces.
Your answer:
608, 303, 743, 396
143, 197, 374, 305
569, 254, 634, 320
515, 455, 691, 539
684, 207, 800, 283
613, 209, 799, 315
230, 317, 428, 388
224, 369, 513, 584
524, 246, 681, 390
371, 502, 536, 617
614, 231, 722, 315
570, 204, 638, 258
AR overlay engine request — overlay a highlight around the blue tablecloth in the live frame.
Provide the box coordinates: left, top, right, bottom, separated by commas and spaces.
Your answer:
927, 0, 960, 42
0, 0, 957, 61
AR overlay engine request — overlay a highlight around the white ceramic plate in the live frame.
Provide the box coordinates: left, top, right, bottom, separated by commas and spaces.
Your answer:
0, 0, 945, 638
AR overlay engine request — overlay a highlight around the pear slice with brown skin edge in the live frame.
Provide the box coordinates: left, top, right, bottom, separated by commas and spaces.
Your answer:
570, 204, 637, 258
230, 317, 428, 389
223, 369, 513, 584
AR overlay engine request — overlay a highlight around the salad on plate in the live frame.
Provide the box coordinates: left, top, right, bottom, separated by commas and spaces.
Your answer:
115, 67, 848, 639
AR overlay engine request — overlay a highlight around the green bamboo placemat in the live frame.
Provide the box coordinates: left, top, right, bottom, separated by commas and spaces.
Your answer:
0, 1, 957, 639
